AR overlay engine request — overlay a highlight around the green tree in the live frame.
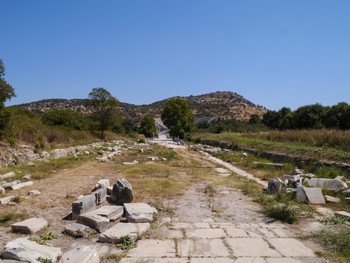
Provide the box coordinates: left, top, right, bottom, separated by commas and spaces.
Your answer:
42, 109, 92, 130
88, 87, 119, 138
0, 59, 16, 107
161, 98, 195, 139
139, 114, 157, 138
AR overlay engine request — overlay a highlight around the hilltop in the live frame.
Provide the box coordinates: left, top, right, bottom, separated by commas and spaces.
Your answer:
18, 91, 267, 121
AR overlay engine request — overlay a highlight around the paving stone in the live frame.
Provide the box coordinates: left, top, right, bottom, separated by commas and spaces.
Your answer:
169, 222, 193, 229
193, 222, 211, 228
2, 238, 62, 263
192, 259, 235, 263
186, 228, 226, 239
63, 223, 97, 238
179, 239, 230, 257
271, 228, 292, 238
58, 245, 99, 263
224, 227, 249, 238
163, 229, 183, 238
267, 238, 315, 257
234, 258, 267, 263
10, 181, 33, 190
258, 228, 277, 238
77, 212, 109, 233
11, 218, 48, 234
303, 187, 325, 204
266, 258, 302, 263
72, 195, 96, 219
127, 239, 176, 258
124, 203, 158, 223
120, 259, 187, 263
98, 222, 150, 243
225, 238, 281, 257
93, 205, 124, 220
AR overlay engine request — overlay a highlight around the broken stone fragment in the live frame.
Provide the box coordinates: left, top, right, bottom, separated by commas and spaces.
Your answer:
306, 178, 348, 192
77, 212, 109, 233
98, 222, 150, 243
59, 245, 99, 263
28, 190, 41, 196
0, 186, 5, 194
2, 180, 21, 189
63, 223, 97, 238
111, 179, 134, 205
93, 205, 124, 221
94, 179, 110, 190
324, 195, 340, 203
0, 172, 16, 180
11, 218, 48, 234
267, 180, 283, 194
335, 211, 350, 220
72, 195, 96, 220
124, 203, 158, 223
344, 197, 350, 204
303, 187, 326, 204
22, 174, 31, 180
92, 187, 107, 205
2, 238, 62, 263
0, 196, 15, 205
10, 181, 34, 191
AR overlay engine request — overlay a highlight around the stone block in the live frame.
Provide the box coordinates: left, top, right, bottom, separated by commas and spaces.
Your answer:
98, 222, 150, 243
0, 196, 15, 205
308, 178, 348, 192
63, 223, 97, 238
124, 203, 158, 223
267, 180, 283, 194
303, 187, 325, 204
11, 218, 48, 234
10, 181, 33, 190
324, 195, 340, 203
296, 185, 307, 203
0, 172, 15, 180
95, 179, 110, 190
2, 180, 21, 189
2, 238, 62, 263
111, 179, 134, 205
225, 238, 281, 257
58, 245, 99, 263
92, 187, 107, 205
28, 190, 41, 196
72, 195, 96, 219
94, 205, 124, 220
77, 212, 109, 233
335, 211, 350, 220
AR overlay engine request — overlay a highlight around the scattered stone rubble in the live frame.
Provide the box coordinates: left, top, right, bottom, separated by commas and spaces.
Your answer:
267, 167, 350, 207
1, 176, 158, 262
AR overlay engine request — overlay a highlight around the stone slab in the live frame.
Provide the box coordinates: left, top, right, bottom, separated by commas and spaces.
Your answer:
234, 258, 267, 263
98, 222, 150, 243
11, 218, 48, 234
2, 238, 62, 263
58, 245, 99, 263
0, 172, 15, 180
72, 195, 96, 219
77, 212, 109, 233
10, 181, 33, 190
308, 178, 348, 192
266, 259, 302, 263
296, 185, 307, 203
186, 228, 226, 239
0, 196, 15, 205
2, 180, 21, 189
127, 239, 176, 258
192, 259, 235, 263
120, 259, 188, 263
224, 227, 249, 238
303, 187, 325, 204
63, 223, 97, 238
335, 211, 350, 220
124, 203, 158, 223
92, 187, 107, 205
225, 238, 281, 257
28, 190, 41, 196
179, 239, 230, 257
324, 195, 340, 203
267, 238, 315, 257
93, 205, 124, 220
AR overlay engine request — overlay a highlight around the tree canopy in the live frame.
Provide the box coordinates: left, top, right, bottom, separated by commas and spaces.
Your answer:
88, 87, 119, 138
161, 98, 195, 139
139, 114, 157, 138
0, 59, 16, 107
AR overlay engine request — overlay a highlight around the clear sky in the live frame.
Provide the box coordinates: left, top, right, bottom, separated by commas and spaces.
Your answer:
1, 0, 349, 110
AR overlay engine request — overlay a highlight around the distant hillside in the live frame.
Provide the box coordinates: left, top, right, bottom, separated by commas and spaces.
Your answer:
17, 91, 267, 121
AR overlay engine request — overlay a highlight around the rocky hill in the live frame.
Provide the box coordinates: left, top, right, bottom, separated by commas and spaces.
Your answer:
18, 91, 267, 121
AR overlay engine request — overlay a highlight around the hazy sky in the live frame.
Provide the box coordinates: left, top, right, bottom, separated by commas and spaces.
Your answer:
1, 0, 349, 110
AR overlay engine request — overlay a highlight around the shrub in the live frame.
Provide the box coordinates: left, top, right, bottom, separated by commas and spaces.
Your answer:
115, 235, 136, 250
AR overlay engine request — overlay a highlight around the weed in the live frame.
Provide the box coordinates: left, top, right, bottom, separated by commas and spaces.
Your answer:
29, 232, 58, 245
37, 258, 52, 263
320, 215, 347, 225
115, 235, 136, 250
204, 184, 216, 197
0, 210, 27, 226
264, 203, 298, 224
106, 251, 127, 261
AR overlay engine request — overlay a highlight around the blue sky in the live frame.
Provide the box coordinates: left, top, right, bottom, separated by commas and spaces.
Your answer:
1, 0, 349, 110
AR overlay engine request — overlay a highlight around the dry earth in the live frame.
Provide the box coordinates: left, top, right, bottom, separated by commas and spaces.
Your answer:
0, 141, 327, 263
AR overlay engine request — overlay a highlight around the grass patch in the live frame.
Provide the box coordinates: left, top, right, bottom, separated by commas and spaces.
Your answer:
0, 209, 27, 226
29, 232, 59, 245
204, 183, 216, 197
37, 258, 53, 263
115, 235, 136, 250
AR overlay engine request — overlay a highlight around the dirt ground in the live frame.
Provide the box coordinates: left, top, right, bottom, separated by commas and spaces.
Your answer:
0, 143, 326, 262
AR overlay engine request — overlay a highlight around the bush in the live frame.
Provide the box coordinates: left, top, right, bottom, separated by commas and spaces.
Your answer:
264, 203, 298, 224
42, 109, 92, 130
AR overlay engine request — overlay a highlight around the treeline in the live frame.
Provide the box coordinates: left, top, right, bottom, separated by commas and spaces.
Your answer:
263, 103, 350, 130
